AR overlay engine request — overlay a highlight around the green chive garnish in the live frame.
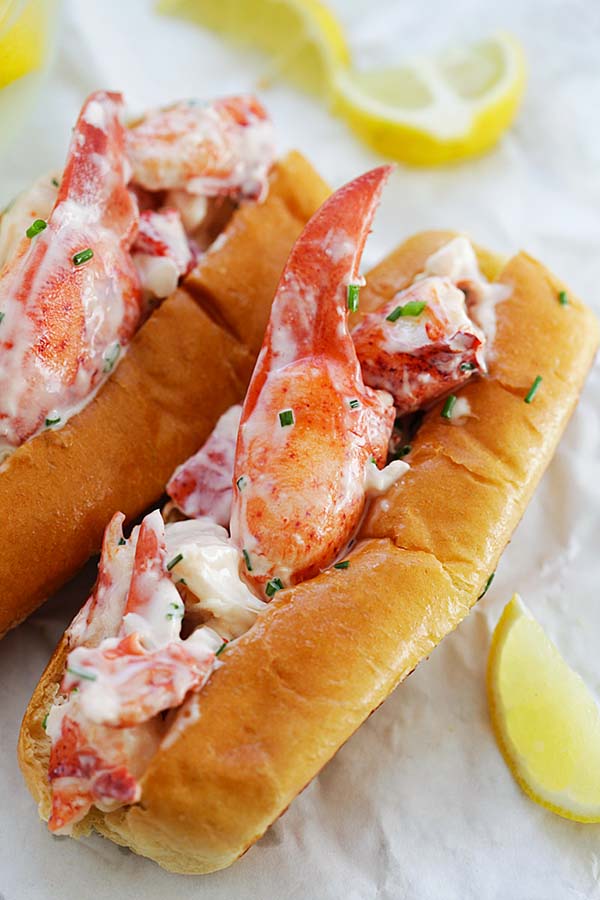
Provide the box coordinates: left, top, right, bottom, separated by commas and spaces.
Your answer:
178, 578, 187, 586
67, 666, 97, 682
524, 376, 542, 404
166, 610, 184, 620
279, 409, 294, 427
558, 290, 569, 306
386, 306, 403, 322
118, 537, 126, 546
265, 577, 284, 598
45, 416, 61, 427
348, 398, 360, 410
460, 362, 477, 372
167, 601, 184, 620
478, 572, 495, 600
51, 177, 60, 187
334, 560, 350, 570
347, 284, 360, 313
73, 248, 93, 266
242, 549, 252, 571
441, 395, 458, 419
26, 219, 47, 239
166, 553, 183, 571
216, 641, 228, 657
103, 342, 121, 373
236, 475, 247, 491
0, 312, 5, 324
42, 713, 49, 730
386, 300, 427, 322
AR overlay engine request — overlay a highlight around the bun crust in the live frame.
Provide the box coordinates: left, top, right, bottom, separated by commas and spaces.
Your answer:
0, 152, 330, 637
19, 232, 599, 874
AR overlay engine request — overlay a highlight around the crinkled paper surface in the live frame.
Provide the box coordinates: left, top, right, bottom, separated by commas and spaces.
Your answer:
1, 1, 600, 897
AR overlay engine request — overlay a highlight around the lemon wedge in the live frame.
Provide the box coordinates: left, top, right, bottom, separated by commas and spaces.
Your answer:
333, 33, 526, 165
488, 594, 600, 823
0, 0, 49, 90
158, 0, 525, 166
157, 0, 349, 98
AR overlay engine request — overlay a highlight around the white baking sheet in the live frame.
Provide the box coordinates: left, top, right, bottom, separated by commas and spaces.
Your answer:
1, 1, 600, 897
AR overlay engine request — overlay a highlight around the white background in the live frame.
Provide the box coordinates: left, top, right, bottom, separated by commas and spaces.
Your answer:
1, 1, 600, 898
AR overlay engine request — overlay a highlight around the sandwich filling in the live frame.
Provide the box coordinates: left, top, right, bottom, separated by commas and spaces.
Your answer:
0, 91, 275, 459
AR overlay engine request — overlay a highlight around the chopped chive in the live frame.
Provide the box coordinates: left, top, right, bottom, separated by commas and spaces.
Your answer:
42, 713, 49, 730
73, 248, 93, 266
236, 475, 247, 491
460, 362, 477, 372
265, 577, 284, 598
524, 375, 542, 404
386, 300, 427, 322
103, 341, 121, 373
558, 290, 569, 306
348, 398, 360, 410
45, 416, 61, 427
279, 408, 294, 427
166, 552, 183, 571
166, 610, 184, 620
118, 537, 126, 546
51, 177, 60, 187
347, 283, 360, 313
178, 577, 187, 586
0, 312, 4, 324
334, 560, 350, 570
441, 395, 457, 420
67, 666, 97, 682
369, 455, 376, 464
242, 549, 253, 571
216, 641, 228, 657
478, 572, 495, 600
26, 218, 47, 239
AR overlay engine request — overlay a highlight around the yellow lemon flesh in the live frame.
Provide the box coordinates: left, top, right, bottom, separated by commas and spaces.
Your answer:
158, 0, 525, 166
334, 33, 526, 165
0, 0, 49, 90
488, 594, 600, 823
157, 0, 349, 98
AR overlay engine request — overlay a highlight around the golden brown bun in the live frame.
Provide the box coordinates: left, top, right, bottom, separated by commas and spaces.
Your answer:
19, 232, 599, 874
0, 152, 330, 637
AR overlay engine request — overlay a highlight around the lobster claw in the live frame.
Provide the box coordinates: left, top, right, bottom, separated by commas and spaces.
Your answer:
230, 166, 396, 596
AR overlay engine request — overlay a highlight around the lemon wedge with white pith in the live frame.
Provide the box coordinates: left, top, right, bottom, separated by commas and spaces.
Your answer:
488, 594, 600, 823
334, 33, 525, 165
158, 0, 526, 165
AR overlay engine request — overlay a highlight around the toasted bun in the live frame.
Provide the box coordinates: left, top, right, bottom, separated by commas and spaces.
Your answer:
19, 232, 599, 873
0, 152, 330, 637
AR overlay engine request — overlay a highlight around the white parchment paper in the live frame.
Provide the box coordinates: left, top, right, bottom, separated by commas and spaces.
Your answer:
1, 1, 600, 897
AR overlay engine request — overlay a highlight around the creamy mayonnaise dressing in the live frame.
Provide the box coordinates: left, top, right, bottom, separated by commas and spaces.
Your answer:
364, 457, 409, 494
0, 171, 59, 269
448, 396, 474, 423
423, 236, 511, 350
166, 517, 266, 639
